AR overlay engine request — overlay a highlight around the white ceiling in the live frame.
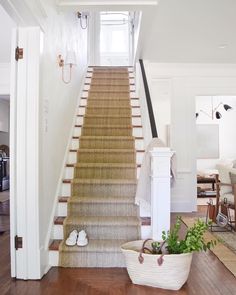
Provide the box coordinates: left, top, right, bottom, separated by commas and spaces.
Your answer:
0, 5, 15, 63
140, 0, 236, 63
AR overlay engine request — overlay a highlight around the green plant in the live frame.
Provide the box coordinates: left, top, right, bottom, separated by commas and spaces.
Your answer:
150, 216, 216, 255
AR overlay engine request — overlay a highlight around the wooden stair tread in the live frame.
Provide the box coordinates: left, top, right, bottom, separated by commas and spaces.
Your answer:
49, 239, 62, 251
59, 196, 70, 202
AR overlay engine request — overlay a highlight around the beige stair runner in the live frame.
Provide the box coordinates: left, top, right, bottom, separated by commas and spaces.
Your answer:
59, 67, 141, 267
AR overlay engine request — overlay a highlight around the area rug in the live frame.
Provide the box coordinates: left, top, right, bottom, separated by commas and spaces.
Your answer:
182, 216, 236, 277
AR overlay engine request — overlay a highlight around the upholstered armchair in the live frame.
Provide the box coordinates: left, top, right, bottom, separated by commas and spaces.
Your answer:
215, 164, 236, 230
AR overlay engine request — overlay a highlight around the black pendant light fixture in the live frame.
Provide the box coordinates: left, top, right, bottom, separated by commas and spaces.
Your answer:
196, 97, 233, 120
223, 104, 233, 111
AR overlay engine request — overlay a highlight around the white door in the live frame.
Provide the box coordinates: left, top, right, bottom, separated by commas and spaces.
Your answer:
10, 27, 41, 280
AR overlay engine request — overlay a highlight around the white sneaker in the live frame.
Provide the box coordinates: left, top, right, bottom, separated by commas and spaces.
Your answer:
65, 230, 78, 246
77, 230, 88, 246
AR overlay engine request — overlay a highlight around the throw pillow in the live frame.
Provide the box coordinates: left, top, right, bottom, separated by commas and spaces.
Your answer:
216, 164, 236, 195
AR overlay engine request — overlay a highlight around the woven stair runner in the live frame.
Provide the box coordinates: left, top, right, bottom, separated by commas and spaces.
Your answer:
59, 67, 141, 267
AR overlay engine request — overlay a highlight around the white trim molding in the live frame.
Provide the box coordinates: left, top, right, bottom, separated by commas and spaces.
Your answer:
150, 147, 174, 240
58, 1, 159, 6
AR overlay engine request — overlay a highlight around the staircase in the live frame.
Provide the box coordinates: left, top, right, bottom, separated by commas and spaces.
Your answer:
49, 66, 149, 267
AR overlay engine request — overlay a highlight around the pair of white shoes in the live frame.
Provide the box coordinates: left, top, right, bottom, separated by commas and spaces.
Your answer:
65, 229, 88, 247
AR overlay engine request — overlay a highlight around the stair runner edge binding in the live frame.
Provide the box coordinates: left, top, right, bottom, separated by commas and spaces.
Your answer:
59, 66, 141, 267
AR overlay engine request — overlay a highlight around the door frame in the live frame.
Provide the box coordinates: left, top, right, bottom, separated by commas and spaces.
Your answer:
10, 26, 42, 280
2, 0, 46, 279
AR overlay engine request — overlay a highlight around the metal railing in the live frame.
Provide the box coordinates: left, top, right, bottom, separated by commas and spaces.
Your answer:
139, 59, 158, 138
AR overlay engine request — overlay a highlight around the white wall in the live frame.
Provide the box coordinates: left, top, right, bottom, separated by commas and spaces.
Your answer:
196, 96, 236, 171
39, 3, 88, 274
145, 62, 236, 212
0, 4, 15, 63
149, 78, 171, 144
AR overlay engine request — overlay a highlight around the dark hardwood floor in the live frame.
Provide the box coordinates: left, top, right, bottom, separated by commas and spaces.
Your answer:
1, 200, 236, 295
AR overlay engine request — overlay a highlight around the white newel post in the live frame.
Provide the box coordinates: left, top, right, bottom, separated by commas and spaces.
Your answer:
150, 147, 174, 240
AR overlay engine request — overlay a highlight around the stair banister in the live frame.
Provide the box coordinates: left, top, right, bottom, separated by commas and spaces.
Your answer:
138, 60, 173, 240
139, 59, 158, 138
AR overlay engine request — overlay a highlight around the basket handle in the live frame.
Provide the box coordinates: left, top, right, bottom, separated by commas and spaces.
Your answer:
138, 239, 152, 264
138, 239, 164, 266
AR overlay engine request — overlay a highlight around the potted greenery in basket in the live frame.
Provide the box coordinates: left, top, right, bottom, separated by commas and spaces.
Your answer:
121, 216, 216, 291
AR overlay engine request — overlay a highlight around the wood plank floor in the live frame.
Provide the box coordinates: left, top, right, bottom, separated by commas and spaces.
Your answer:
1, 200, 236, 295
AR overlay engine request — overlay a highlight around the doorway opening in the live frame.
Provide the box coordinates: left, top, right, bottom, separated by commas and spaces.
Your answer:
0, 2, 16, 280
99, 11, 134, 66
195, 95, 236, 207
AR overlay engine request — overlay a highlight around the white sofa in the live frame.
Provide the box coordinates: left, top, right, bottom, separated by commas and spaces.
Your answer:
216, 161, 236, 229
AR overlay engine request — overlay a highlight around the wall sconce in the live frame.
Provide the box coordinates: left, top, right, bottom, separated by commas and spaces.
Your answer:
196, 97, 233, 120
58, 51, 76, 84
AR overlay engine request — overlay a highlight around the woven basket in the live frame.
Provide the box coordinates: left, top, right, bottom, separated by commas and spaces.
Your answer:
121, 240, 193, 290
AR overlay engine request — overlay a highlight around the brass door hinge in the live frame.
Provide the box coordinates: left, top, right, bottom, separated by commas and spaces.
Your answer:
15, 47, 23, 61
15, 235, 23, 250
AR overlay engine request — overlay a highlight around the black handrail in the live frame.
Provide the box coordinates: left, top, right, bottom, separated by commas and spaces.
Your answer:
139, 59, 158, 138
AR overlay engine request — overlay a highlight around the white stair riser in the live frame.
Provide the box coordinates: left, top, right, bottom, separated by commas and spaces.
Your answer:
61, 183, 71, 196
75, 116, 142, 125
73, 127, 142, 137
52, 224, 64, 240
71, 138, 144, 150
49, 251, 59, 267
51, 224, 150, 240
57, 202, 67, 217
64, 167, 74, 179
